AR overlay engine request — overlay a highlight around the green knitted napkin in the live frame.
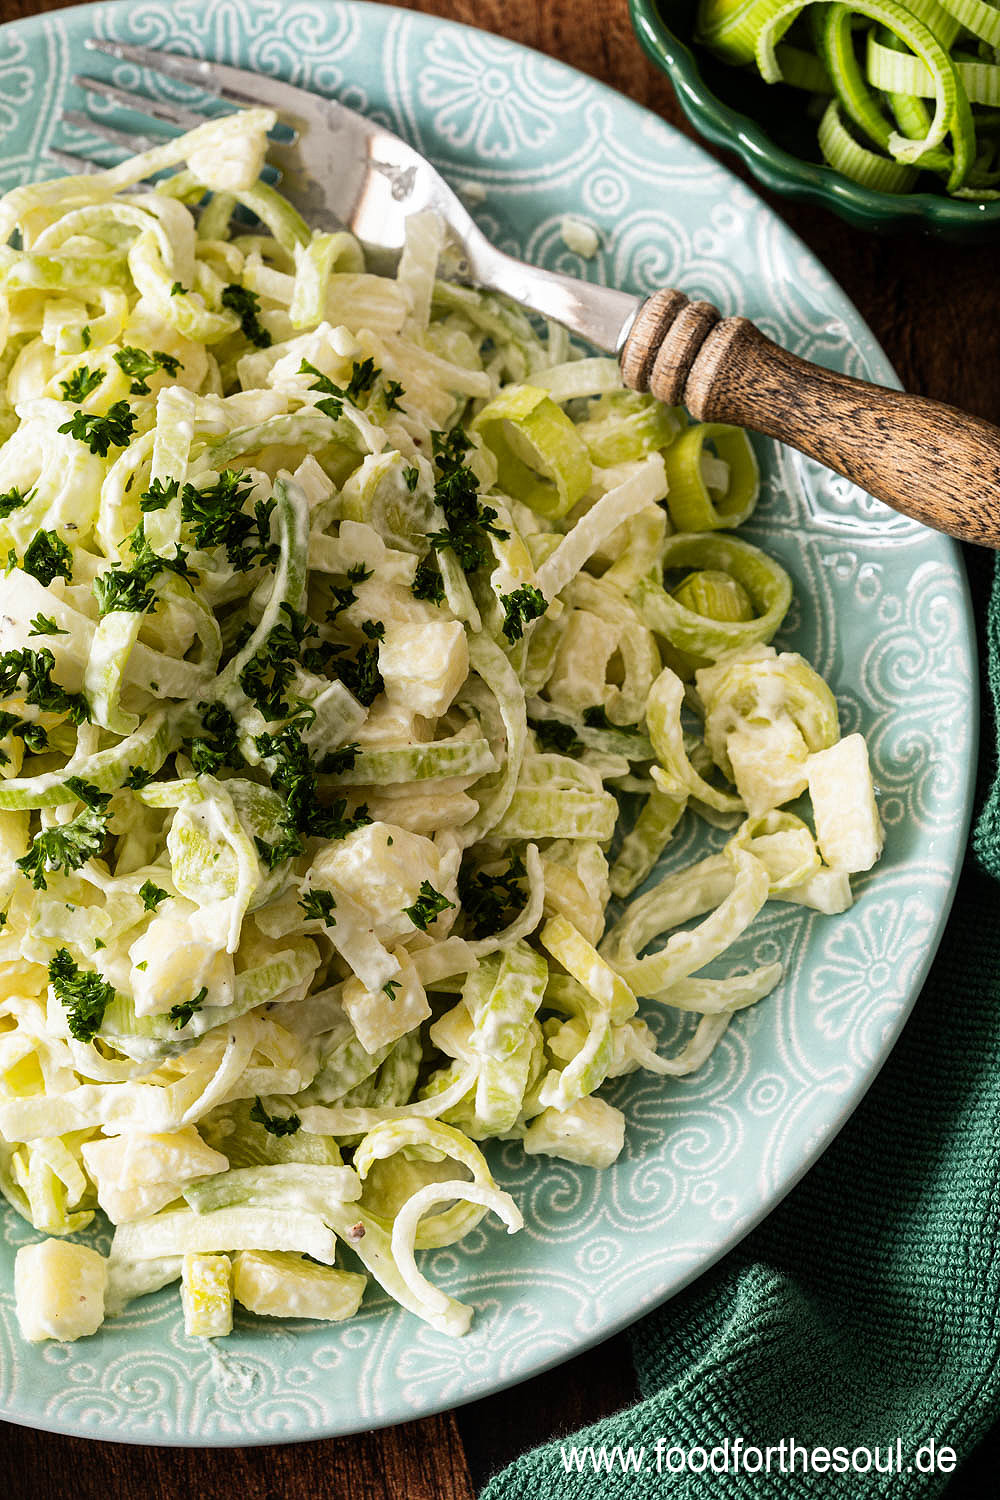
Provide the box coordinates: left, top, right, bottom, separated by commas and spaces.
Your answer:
482, 549, 1000, 1499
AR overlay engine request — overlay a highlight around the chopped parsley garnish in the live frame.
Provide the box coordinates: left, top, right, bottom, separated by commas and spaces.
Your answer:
332, 638, 383, 707
347, 562, 372, 585
139, 477, 178, 512
92, 568, 155, 615
221, 284, 271, 348
189, 702, 243, 777
345, 356, 378, 401
0, 486, 34, 519
123, 764, 155, 790
57, 399, 136, 457
403, 880, 455, 932
48, 949, 114, 1043
59, 365, 105, 403
139, 880, 169, 911
299, 357, 387, 420
239, 604, 316, 721
253, 720, 372, 867
360, 618, 385, 641
325, 562, 372, 623
0, 709, 48, 761
458, 854, 527, 939
16, 805, 109, 889
80, 325, 92, 349
582, 705, 619, 731
403, 465, 419, 492
530, 718, 581, 754
22, 530, 73, 587
383, 980, 400, 1002
383, 379, 405, 411
169, 986, 208, 1029
64, 777, 111, 811
0, 648, 88, 724
317, 742, 359, 775
426, 426, 508, 574
180, 469, 277, 571
298, 889, 336, 926
28, 614, 68, 638
249, 1098, 301, 1136
170, 281, 187, 296
411, 556, 445, 605
500, 584, 547, 643
93, 523, 195, 617
113, 346, 181, 396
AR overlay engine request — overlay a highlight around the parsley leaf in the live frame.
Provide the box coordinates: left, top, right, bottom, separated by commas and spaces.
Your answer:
239, 603, 316, 721
316, 742, 359, 775
57, 400, 136, 457
17, 807, 108, 889
345, 357, 378, 401
22, 530, 73, 586
403, 465, 419, 492
404, 880, 455, 932
64, 776, 111, 811
59, 366, 105, 403
426, 427, 508, 574
249, 1097, 301, 1136
48, 948, 113, 1043
93, 524, 195, 617
169, 986, 208, 1029
298, 889, 336, 926
139, 880, 169, 911
582, 705, 620, 731
383, 379, 405, 411
123, 764, 155, 790
500, 584, 547, 643
0, 486, 34, 519
114, 346, 181, 396
180, 470, 277, 571
92, 569, 155, 615
28, 614, 68, 638
80, 325, 92, 349
0, 648, 88, 724
411, 556, 445, 605
299, 358, 388, 420
383, 980, 400, 1002
0, 708, 47, 761
170, 281, 187, 296
530, 718, 581, 754
255, 720, 372, 860
139, 477, 179, 512
221, 284, 271, 348
458, 854, 527, 939
188, 702, 243, 777
332, 639, 382, 707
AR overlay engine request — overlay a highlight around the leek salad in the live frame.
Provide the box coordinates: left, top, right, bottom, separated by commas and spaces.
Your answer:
696, 0, 1000, 197
0, 108, 883, 1345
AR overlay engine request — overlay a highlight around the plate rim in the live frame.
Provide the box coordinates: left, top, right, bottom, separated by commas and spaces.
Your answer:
0, 0, 979, 1447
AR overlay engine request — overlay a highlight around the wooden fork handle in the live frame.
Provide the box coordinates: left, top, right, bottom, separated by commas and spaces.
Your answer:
619, 288, 1000, 548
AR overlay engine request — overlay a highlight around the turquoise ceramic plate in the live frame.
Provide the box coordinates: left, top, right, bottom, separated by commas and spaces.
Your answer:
0, 0, 976, 1445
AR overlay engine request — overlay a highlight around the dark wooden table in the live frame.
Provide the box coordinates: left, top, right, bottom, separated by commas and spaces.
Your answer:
3, 0, 998, 1494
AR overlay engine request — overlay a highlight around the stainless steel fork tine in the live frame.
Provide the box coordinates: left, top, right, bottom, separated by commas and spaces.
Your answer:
72, 74, 211, 130
60, 110, 161, 154
86, 37, 305, 126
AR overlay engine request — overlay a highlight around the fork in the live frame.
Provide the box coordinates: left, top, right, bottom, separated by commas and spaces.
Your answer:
55, 38, 1000, 548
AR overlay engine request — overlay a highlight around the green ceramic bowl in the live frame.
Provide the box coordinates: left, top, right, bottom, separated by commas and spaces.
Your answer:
629, 0, 1000, 239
